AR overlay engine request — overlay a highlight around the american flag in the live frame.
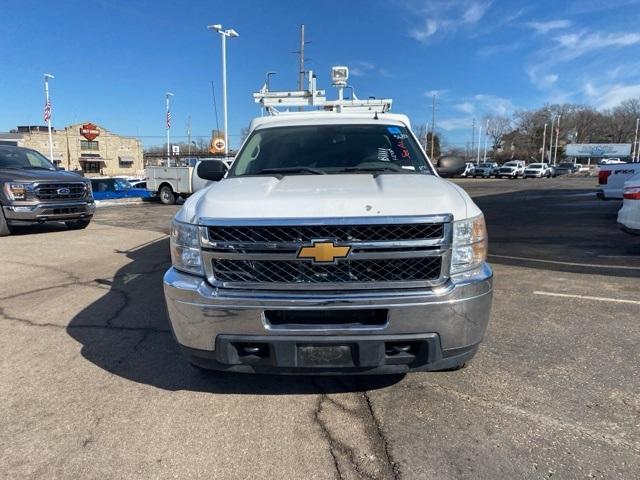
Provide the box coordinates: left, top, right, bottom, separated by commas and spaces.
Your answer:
166, 109, 171, 129
43, 99, 51, 123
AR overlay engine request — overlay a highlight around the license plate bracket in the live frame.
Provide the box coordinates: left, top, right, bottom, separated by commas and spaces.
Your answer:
297, 344, 355, 367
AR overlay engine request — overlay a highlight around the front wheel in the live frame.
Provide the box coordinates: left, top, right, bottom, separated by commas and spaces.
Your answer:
159, 185, 176, 205
0, 208, 12, 237
65, 218, 91, 230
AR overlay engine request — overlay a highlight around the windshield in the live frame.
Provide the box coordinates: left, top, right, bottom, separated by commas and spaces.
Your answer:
0, 148, 56, 171
528, 164, 543, 168
558, 163, 574, 168
229, 124, 433, 177
478, 163, 493, 168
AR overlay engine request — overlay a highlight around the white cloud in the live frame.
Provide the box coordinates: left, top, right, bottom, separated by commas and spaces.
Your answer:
404, 0, 492, 43
455, 102, 475, 113
439, 117, 475, 131
349, 61, 374, 77
410, 19, 438, 41
582, 81, 640, 109
526, 19, 572, 34
554, 31, 640, 60
526, 65, 559, 89
463, 1, 491, 23
473, 94, 517, 115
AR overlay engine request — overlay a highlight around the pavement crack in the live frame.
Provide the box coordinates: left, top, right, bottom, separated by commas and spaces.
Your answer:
0, 311, 169, 334
363, 391, 401, 479
311, 380, 400, 480
313, 394, 344, 480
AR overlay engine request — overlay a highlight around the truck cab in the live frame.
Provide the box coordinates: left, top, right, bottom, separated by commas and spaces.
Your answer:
162, 70, 493, 374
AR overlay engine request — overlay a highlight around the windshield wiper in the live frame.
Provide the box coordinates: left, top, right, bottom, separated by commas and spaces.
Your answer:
256, 167, 326, 177
340, 165, 406, 176
22, 166, 55, 170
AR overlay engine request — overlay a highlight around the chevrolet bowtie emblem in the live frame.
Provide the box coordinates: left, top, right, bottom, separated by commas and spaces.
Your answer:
297, 240, 351, 264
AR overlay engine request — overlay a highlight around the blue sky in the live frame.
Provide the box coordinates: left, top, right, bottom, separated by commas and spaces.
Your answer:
2, 0, 640, 149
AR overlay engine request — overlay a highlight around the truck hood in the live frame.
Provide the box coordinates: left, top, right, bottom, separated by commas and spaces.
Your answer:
0, 168, 86, 183
178, 174, 479, 223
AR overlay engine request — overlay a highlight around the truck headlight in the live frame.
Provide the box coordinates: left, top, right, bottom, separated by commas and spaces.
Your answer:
3, 183, 29, 201
451, 214, 487, 274
170, 220, 203, 276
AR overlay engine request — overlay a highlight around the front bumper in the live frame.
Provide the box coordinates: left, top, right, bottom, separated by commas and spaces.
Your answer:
3, 201, 95, 223
163, 264, 493, 373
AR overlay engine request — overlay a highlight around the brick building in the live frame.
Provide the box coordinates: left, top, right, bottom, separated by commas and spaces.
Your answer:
0, 122, 143, 177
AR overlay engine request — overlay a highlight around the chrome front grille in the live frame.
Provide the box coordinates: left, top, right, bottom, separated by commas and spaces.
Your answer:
212, 257, 443, 284
200, 216, 452, 290
35, 183, 86, 200
207, 223, 444, 243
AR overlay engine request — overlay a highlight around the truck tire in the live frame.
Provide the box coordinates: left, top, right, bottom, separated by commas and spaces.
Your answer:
159, 185, 176, 205
0, 208, 11, 237
65, 218, 91, 230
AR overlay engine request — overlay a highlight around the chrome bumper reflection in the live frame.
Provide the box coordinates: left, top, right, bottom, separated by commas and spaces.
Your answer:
163, 263, 493, 352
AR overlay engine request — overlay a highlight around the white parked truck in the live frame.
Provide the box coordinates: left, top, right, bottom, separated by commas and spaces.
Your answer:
162, 67, 493, 374
146, 158, 229, 204
597, 162, 640, 200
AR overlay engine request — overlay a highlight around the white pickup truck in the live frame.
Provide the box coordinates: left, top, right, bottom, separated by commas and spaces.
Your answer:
597, 162, 640, 200
146, 158, 229, 204
162, 70, 493, 374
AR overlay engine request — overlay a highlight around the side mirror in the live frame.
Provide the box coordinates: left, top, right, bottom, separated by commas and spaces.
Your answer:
197, 160, 227, 182
435, 156, 467, 178
56, 166, 66, 171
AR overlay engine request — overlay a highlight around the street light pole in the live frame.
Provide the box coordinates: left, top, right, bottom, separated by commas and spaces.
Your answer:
476, 121, 482, 165
632, 118, 639, 162
483, 120, 489, 162
541, 123, 547, 163
553, 114, 562, 166
548, 115, 556, 163
208, 24, 239, 158
44, 73, 55, 161
165, 92, 174, 166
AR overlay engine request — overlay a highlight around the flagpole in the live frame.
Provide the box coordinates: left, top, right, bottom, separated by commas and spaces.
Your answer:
44, 73, 54, 161
166, 92, 174, 167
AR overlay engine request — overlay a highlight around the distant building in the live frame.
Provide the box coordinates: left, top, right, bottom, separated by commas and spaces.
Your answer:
0, 123, 143, 177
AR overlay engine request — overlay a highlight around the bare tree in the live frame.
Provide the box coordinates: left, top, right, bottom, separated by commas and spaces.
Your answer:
484, 115, 512, 150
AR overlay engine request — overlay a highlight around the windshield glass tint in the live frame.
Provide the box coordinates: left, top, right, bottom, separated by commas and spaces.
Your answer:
0, 148, 56, 170
230, 124, 432, 176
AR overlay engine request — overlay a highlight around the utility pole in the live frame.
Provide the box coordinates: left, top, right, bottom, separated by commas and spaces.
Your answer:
541, 123, 547, 163
430, 93, 437, 159
187, 116, 192, 155
298, 24, 305, 91
294, 24, 310, 111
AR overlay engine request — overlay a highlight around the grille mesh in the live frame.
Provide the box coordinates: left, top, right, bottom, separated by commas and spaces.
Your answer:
212, 257, 442, 284
36, 183, 86, 200
208, 223, 443, 243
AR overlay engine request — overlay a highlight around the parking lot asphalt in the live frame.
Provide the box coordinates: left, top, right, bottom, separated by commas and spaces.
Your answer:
1, 176, 639, 479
